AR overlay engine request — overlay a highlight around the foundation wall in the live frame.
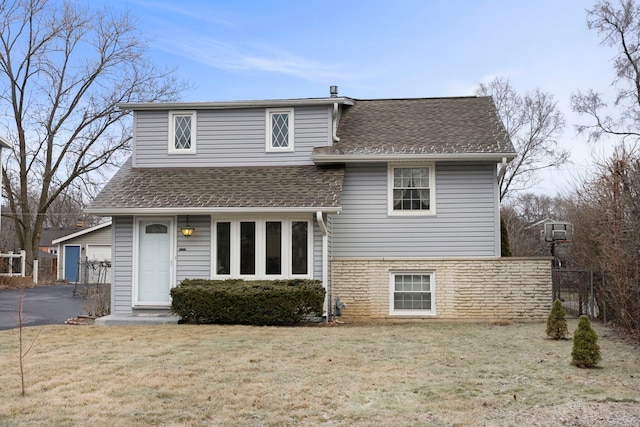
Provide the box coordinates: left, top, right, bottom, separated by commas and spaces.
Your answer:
331, 257, 552, 321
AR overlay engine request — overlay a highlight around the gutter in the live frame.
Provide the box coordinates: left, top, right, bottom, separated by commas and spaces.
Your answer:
316, 211, 330, 321
312, 152, 517, 164
85, 206, 343, 216
118, 97, 355, 111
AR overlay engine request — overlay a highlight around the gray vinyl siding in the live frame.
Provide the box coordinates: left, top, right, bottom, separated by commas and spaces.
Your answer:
176, 215, 211, 282
113, 216, 134, 314
133, 106, 331, 168
332, 162, 500, 258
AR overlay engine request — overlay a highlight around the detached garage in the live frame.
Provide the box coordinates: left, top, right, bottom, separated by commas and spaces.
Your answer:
52, 221, 112, 284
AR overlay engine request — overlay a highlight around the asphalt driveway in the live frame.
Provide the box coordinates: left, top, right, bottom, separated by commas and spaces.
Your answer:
0, 285, 86, 331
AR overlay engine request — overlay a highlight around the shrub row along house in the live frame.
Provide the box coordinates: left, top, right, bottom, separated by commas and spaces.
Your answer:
86, 88, 552, 323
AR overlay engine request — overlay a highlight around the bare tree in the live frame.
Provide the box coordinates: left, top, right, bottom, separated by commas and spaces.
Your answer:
0, 0, 185, 274
501, 193, 570, 258
566, 146, 640, 333
475, 77, 568, 200
572, 0, 640, 143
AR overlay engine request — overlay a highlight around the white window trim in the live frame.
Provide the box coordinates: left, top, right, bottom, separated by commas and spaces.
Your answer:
387, 162, 436, 216
168, 111, 197, 154
389, 271, 436, 316
265, 108, 295, 152
212, 216, 313, 280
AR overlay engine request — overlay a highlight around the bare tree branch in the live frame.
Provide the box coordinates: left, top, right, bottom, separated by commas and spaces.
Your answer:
475, 77, 567, 200
573, 0, 640, 143
0, 0, 187, 273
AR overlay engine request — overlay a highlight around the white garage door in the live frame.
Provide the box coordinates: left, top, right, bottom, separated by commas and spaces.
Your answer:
86, 245, 111, 284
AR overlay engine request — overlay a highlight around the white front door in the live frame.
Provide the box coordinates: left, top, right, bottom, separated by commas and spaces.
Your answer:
137, 219, 173, 305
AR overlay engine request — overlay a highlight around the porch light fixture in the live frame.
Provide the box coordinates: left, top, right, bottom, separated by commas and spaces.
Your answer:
181, 216, 195, 238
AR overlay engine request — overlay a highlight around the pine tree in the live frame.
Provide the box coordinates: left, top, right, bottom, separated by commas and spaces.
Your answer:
546, 299, 569, 339
500, 215, 511, 257
571, 315, 601, 368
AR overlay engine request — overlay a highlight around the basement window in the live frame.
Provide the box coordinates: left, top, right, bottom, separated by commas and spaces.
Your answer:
389, 272, 436, 315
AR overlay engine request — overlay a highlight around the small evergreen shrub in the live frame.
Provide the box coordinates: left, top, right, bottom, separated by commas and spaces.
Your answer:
546, 299, 569, 339
571, 315, 601, 368
170, 279, 325, 326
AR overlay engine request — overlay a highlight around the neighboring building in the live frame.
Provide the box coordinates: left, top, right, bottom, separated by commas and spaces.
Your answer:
86, 89, 552, 322
52, 221, 112, 283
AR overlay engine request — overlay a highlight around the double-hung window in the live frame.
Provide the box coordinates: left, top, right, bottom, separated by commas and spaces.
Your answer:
390, 272, 435, 315
266, 108, 294, 152
169, 111, 196, 154
388, 163, 435, 215
214, 218, 311, 279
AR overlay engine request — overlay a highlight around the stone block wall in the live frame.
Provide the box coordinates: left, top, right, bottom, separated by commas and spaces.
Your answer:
331, 257, 552, 321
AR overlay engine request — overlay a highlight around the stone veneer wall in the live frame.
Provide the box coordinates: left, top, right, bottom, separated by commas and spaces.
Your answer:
331, 257, 552, 321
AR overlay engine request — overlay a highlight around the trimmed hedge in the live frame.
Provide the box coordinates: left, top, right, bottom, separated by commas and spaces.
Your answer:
170, 279, 325, 325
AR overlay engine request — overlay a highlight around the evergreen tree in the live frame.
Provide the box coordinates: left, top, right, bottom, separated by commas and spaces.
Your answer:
546, 299, 569, 339
500, 215, 512, 257
571, 315, 601, 368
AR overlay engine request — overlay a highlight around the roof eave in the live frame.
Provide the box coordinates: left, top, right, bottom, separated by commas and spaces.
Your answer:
118, 97, 355, 111
311, 152, 517, 163
51, 220, 113, 244
0, 136, 11, 149
84, 206, 343, 216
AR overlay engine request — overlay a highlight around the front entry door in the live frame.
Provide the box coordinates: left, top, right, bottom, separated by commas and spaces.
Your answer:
64, 245, 81, 282
137, 219, 172, 305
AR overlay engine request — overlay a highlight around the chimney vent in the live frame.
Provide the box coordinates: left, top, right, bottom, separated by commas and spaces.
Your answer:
330, 85, 338, 97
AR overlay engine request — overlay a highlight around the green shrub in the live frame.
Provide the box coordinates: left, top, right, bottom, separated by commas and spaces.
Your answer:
571, 315, 601, 368
500, 215, 511, 257
170, 279, 325, 326
546, 299, 569, 339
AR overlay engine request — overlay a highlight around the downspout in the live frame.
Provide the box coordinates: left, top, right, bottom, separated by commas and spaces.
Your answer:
497, 157, 508, 186
332, 103, 340, 143
316, 211, 330, 321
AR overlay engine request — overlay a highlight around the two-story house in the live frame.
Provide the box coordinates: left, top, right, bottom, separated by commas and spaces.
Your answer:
87, 88, 552, 324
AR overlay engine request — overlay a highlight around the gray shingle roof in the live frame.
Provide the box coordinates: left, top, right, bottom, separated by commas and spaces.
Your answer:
313, 96, 514, 158
87, 160, 344, 213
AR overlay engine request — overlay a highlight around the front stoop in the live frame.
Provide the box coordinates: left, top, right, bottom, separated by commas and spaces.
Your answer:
95, 312, 179, 326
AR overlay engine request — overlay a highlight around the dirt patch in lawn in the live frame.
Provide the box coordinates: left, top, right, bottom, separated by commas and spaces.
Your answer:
0, 320, 638, 426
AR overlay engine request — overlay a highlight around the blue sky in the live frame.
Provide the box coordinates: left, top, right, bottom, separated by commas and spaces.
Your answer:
90, 0, 617, 196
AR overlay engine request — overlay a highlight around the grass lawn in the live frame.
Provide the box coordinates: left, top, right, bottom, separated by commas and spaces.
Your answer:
0, 320, 639, 426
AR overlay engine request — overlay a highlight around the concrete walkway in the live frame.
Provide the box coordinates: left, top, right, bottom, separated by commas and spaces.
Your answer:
95, 312, 178, 326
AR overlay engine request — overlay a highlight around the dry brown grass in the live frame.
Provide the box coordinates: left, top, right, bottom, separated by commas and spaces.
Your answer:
0, 320, 639, 426
0, 276, 35, 290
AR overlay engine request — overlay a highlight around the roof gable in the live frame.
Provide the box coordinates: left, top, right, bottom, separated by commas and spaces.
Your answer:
52, 221, 112, 244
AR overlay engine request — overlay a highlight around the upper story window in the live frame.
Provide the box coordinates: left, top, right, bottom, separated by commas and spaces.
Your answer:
266, 108, 294, 152
169, 111, 196, 154
388, 163, 436, 216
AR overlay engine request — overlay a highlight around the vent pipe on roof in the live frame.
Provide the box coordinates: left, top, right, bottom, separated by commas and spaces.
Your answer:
330, 85, 338, 97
